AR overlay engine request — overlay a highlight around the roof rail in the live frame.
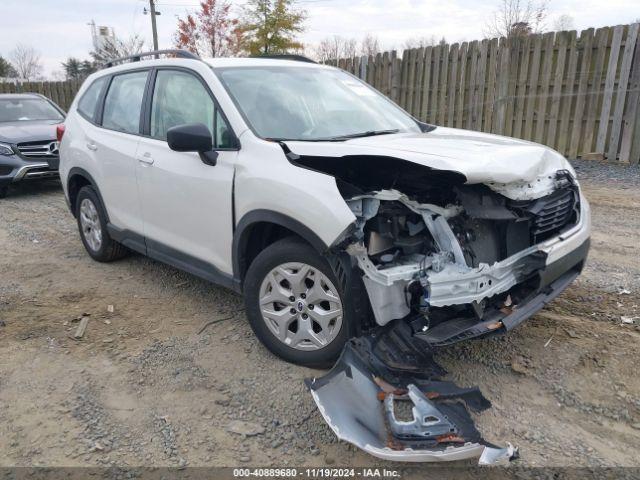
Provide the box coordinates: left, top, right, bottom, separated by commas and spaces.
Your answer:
103, 49, 200, 68
251, 54, 317, 64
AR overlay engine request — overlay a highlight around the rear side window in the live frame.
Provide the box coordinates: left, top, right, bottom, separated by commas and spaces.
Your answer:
77, 76, 108, 122
102, 71, 148, 134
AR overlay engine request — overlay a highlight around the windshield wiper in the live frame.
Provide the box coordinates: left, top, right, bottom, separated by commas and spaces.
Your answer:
322, 129, 400, 141
268, 129, 401, 143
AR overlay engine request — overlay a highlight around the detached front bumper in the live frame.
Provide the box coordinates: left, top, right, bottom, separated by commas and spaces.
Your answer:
307, 335, 518, 465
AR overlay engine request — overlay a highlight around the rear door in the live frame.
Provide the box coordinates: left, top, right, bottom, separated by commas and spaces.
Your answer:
91, 69, 149, 234
135, 68, 238, 275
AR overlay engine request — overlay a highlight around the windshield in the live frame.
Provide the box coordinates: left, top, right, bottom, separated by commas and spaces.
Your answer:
0, 98, 64, 123
216, 66, 421, 141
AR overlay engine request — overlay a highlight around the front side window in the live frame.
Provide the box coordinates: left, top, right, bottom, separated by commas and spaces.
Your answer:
102, 71, 148, 134
151, 70, 215, 141
216, 66, 421, 141
77, 76, 108, 121
0, 97, 64, 123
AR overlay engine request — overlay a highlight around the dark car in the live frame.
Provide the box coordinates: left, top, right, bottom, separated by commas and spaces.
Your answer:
0, 93, 65, 198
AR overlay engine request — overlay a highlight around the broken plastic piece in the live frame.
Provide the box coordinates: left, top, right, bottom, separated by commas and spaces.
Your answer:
306, 336, 518, 464
384, 385, 457, 440
479, 443, 519, 465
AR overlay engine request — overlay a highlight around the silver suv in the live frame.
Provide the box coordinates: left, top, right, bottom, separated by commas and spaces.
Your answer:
59, 50, 591, 367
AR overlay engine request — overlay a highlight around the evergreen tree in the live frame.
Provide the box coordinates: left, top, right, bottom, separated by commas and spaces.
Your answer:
239, 0, 306, 55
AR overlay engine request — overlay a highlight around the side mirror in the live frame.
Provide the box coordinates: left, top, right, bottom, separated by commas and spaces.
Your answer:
166, 123, 217, 166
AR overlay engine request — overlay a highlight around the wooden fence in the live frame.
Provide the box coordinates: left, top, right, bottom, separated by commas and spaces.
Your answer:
331, 24, 640, 164
0, 80, 81, 112
2, 25, 640, 163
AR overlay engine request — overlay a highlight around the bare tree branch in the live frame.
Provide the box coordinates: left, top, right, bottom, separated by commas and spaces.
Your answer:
553, 14, 575, 31
402, 35, 441, 50
10, 44, 43, 81
314, 35, 358, 62
90, 35, 145, 64
484, 0, 548, 39
360, 33, 381, 57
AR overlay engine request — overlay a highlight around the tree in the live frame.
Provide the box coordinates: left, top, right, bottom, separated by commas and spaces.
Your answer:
239, 0, 306, 56
61, 57, 96, 81
314, 35, 357, 62
90, 34, 145, 64
553, 14, 574, 31
61, 57, 81, 80
81, 60, 97, 76
402, 35, 439, 50
10, 44, 43, 80
174, 0, 241, 57
484, 0, 548, 39
360, 33, 381, 57
0, 55, 18, 78
175, 14, 200, 54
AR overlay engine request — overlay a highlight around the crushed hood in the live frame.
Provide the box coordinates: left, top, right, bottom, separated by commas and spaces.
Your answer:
284, 126, 575, 188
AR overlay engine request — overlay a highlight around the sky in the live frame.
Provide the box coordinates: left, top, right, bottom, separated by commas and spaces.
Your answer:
0, 0, 638, 78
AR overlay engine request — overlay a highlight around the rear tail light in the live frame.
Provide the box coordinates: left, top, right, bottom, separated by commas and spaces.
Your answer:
56, 124, 66, 143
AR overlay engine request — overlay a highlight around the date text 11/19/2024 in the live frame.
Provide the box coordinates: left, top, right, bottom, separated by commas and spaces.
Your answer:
233, 468, 401, 478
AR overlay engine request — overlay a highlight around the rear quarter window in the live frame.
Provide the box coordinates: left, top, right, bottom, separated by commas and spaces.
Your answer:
77, 76, 108, 122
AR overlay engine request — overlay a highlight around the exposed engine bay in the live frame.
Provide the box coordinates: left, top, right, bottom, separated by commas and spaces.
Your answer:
337, 168, 582, 345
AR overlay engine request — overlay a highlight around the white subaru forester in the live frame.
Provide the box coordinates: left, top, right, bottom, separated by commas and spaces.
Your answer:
59, 51, 590, 367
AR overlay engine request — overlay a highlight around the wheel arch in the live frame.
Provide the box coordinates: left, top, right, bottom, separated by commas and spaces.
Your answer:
67, 167, 108, 220
233, 210, 330, 286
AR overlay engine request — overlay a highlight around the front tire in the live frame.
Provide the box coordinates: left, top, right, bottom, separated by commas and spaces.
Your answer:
244, 238, 352, 368
75, 186, 128, 262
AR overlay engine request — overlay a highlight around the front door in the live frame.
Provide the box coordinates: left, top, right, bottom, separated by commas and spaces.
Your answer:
135, 68, 237, 275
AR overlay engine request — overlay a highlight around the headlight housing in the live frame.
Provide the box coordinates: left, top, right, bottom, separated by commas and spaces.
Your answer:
0, 142, 15, 156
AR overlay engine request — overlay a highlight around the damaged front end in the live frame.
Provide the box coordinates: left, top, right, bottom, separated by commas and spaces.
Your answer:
287, 144, 590, 463
306, 325, 517, 464
337, 169, 590, 347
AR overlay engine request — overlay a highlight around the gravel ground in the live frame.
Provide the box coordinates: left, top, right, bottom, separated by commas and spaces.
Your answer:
0, 160, 639, 471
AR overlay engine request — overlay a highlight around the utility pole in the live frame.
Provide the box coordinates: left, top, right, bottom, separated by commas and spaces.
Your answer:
149, 0, 159, 51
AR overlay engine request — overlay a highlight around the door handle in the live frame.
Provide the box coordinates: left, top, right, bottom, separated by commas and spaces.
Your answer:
138, 152, 154, 165
86, 142, 97, 151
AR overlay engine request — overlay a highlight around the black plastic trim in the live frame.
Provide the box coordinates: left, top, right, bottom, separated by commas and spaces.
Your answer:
103, 49, 200, 68
146, 238, 240, 292
66, 167, 107, 218
232, 210, 329, 282
106, 224, 147, 255
106, 225, 241, 292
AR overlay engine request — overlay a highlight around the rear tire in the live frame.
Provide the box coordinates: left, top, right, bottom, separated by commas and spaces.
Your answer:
0, 186, 8, 199
244, 237, 352, 368
76, 186, 128, 262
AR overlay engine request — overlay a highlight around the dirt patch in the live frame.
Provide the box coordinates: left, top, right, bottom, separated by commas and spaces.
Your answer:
1, 165, 639, 468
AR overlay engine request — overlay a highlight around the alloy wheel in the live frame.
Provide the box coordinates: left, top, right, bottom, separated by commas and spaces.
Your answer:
258, 262, 343, 351
79, 198, 102, 252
